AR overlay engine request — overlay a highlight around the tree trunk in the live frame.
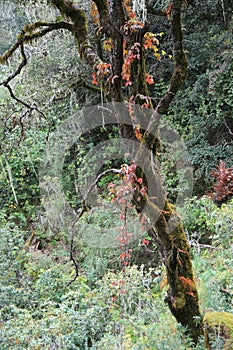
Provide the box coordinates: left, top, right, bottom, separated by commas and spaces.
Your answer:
147, 198, 202, 342
53, 0, 203, 343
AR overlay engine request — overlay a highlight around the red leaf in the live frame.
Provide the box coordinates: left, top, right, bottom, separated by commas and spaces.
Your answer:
92, 72, 98, 85
146, 73, 154, 85
142, 238, 150, 246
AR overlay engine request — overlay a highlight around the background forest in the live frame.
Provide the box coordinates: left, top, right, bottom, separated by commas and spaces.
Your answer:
0, 0, 233, 349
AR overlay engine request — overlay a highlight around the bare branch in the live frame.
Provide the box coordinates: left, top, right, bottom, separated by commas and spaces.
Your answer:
0, 21, 72, 116
223, 118, 233, 136
84, 168, 122, 201
1, 44, 27, 86
0, 22, 71, 115
4, 83, 45, 118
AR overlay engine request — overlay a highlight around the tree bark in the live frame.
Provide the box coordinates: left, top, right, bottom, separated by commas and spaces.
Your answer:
120, 0, 202, 342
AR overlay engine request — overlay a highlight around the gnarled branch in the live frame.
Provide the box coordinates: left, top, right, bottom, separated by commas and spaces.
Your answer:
0, 21, 72, 64
1, 43, 45, 116
51, 0, 102, 67
0, 21, 72, 114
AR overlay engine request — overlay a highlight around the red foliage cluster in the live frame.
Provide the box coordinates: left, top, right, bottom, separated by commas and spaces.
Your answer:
210, 160, 233, 205
107, 162, 148, 268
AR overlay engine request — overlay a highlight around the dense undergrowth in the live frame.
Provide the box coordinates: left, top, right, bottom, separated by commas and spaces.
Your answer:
0, 197, 232, 349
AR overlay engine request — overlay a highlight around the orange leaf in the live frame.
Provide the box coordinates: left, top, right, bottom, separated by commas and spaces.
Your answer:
91, 72, 98, 85
146, 73, 154, 85
90, 2, 100, 26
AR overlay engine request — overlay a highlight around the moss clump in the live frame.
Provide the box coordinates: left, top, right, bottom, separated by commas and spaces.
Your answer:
204, 311, 233, 349
173, 293, 186, 309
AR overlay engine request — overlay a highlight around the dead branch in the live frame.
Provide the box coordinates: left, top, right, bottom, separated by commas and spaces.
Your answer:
84, 168, 122, 201
1, 44, 27, 85
1, 43, 44, 115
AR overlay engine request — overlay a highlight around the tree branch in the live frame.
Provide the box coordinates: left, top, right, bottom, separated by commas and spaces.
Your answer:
66, 203, 87, 287
4, 83, 46, 118
1, 44, 27, 85
84, 168, 122, 202
51, 0, 102, 67
92, 0, 111, 34
0, 21, 72, 64
0, 22, 72, 115
5, 84, 32, 109
1, 43, 45, 117
156, 0, 187, 115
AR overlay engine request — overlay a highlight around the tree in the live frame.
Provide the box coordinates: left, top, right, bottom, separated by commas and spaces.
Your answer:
0, 0, 202, 343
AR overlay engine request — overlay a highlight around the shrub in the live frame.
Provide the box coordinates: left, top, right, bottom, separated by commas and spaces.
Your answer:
210, 160, 233, 205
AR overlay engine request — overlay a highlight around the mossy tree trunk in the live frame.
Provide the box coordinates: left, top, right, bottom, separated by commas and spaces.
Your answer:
0, 0, 203, 343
